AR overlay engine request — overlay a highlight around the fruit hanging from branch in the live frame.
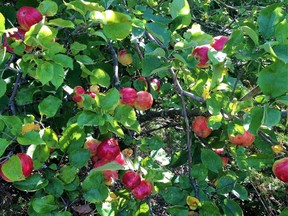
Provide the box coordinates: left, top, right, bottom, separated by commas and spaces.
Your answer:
272, 157, 288, 183
191, 116, 212, 138
229, 130, 255, 147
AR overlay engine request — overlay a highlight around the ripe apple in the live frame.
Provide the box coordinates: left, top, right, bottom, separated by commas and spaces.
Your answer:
114, 152, 125, 166
85, 92, 96, 99
229, 130, 255, 147
122, 171, 141, 190
132, 180, 153, 200
192, 45, 212, 68
134, 91, 153, 111
221, 157, 229, 166
3, 28, 32, 53
0, 153, 33, 182
118, 49, 133, 66
72, 94, 83, 103
191, 116, 212, 138
17, 6, 43, 31
93, 159, 118, 185
120, 87, 137, 106
84, 138, 101, 156
272, 157, 288, 183
213, 148, 224, 155
150, 78, 161, 92
211, 36, 229, 51
96, 138, 121, 162
73, 86, 86, 95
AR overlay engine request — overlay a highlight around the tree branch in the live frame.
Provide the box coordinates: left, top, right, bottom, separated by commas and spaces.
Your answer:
108, 40, 121, 90
8, 72, 22, 115
240, 86, 261, 101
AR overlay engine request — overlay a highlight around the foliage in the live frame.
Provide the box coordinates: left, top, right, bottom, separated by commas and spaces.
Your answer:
0, 0, 287, 215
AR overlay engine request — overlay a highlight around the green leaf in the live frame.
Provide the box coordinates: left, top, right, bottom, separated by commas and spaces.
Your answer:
169, 0, 191, 30
142, 55, 167, 77
82, 171, 109, 203
0, 138, 11, 157
77, 110, 105, 127
280, 208, 288, 216
90, 67, 111, 87
232, 184, 248, 201
13, 174, 49, 192
52, 54, 73, 69
38, 0, 58, 16
199, 201, 221, 216
27, 144, 50, 170
167, 206, 189, 216
70, 42, 87, 55
59, 166, 78, 184
206, 92, 227, 115
0, 12, 5, 35
96, 202, 116, 216
59, 123, 86, 153
15, 86, 38, 106
146, 22, 171, 47
114, 104, 139, 131
273, 45, 288, 64
42, 128, 59, 149
45, 177, 64, 197
264, 107, 281, 127
208, 115, 223, 130
97, 88, 120, 111
49, 18, 75, 28
201, 149, 223, 173
92, 161, 124, 172
275, 19, 288, 44
51, 63, 65, 89
31, 195, 59, 213
38, 95, 62, 118
241, 26, 259, 45
64, 1, 104, 16
169, 150, 188, 168
75, 55, 94, 65
17, 131, 45, 145
216, 174, 237, 195
246, 154, 274, 170
243, 107, 264, 134
0, 79, 7, 97
2, 155, 25, 182
69, 149, 90, 168
257, 3, 285, 39
222, 199, 243, 216
276, 95, 288, 105
36, 61, 54, 85
159, 186, 188, 205
0, 116, 22, 136
103, 10, 132, 40
191, 163, 208, 181
140, 136, 166, 152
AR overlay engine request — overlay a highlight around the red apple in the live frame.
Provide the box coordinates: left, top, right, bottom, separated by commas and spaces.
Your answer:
122, 171, 141, 190
211, 36, 229, 51
221, 157, 229, 166
0, 153, 33, 182
192, 45, 212, 68
73, 86, 86, 95
134, 91, 153, 111
229, 130, 255, 147
213, 148, 224, 155
191, 116, 212, 138
120, 87, 137, 106
72, 94, 83, 102
150, 78, 161, 92
93, 159, 118, 184
17, 6, 43, 31
114, 152, 125, 166
272, 157, 288, 183
84, 138, 101, 156
132, 180, 153, 200
118, 49, 133, 66
3, 28, 32, 53
96, 138, 121, 162
85, 92, 96, 99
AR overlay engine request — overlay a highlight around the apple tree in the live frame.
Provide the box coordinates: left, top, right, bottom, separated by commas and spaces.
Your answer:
0, 0, 287, 215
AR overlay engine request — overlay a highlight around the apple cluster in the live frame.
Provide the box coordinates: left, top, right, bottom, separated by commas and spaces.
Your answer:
120, 87, 153, 111
0, 153, 34, 182
121, 171, 153, 200
3, 6, 43, 53
71, 85, 98, 107
192, 36, 229, 68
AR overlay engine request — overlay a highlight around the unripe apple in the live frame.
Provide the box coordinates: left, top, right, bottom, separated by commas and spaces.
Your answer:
191, 116, 212, 138
118, 49, 133, 66
122, 171, 141, 190
89, 85, 100, 94
96, 138, 121, 162
73, 86, 86, 95
84, 138, 101, 156
132, 180, 153, 200
272, 145, 284, 154
17, 6, 43, 31
134, 91, 153, 111
0, 153, 33, 182
192, 45, 212, 68
272, 157, 288, 183
3, 28, 32, 53
150, 78, 161, 92
211, 36, 229, 51
229, 130, 255, 147
93, 159, 118, 185
120, 87, 137, 106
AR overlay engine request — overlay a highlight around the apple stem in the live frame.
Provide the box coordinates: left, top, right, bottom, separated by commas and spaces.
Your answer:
108, 41, 121, 90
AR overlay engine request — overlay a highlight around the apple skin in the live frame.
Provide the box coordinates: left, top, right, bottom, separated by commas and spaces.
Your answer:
120, 87, 138, 106
74, 86, 86, 95
17, 6, 43, 31
96, 138, 121, 162
191, 116, 212, 138
131, 180, 153, 200
134, 91, 153, 111
150, 78, 161, 92
221, 157, 229, 166
0, 153, 34, 182
89, 85, 99, 94
211, 36, 229, 51
121, 171, 141, 190
114, 152, 125, 166
72, 94, 83, 103
272, 157, 288, 183
192, 45, 212, 68
213, 148, 224, 155
3, 28, 32, 53
84, 138, 101, 156
229, 130, 255, 147
118, 49, 133, 66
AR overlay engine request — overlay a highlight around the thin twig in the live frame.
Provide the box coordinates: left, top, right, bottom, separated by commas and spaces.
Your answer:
108, 40, 121, 90
230, 70, 245, 101
8, 72, 22, 115
134, 42, 143, 60
240, 86, 261, 101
